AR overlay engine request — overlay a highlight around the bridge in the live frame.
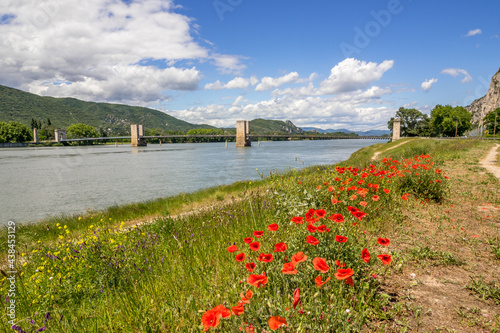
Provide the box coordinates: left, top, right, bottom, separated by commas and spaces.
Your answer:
45, 120, 393, 147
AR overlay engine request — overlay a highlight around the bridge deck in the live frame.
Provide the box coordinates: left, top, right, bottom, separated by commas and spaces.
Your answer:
63, 135, 389, 141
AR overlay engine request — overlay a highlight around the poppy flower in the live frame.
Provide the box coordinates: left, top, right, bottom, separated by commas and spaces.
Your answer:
317, 225, 328, 233
307, 224, 317, 233
268, 316, 287, 330
305, 208, 315, 219
377, 238, 390, 246
292, 288, 301, 309
335, 235, 348, 243
383, 189, 390, 194
352, 211, 367, 221
253, 231, 264, 238
361, 248, 371, 263
267, 223, 279, 231
329, 213, 344, 223
239, 290, 253, 305
291, 216, 303, 224
306, 236, 319, 246
306, 217, 319, 224
247, 272, 268, 288
213, 305, 231, 318
334, 268, 354, 280
274, 242, 287, 252
291, 252, 308, 264
231, 305, 245, 316
402, 194, 408, 201
282, 262, 297, 275
258, 253, 273, 262
244, 237, 253, 244
335, 260, 345, 267
350, 194, 357, 200
314, 275, 331, 288
359, 201, 367, 207
328, 186, 334, 192
332, 198, 342, 205
235, 253, 245, 262
227, 245, 238, 253
315, 209, 327, 218
377, 254, 392, 265
201, 309, 221, 331
246, 262, 256, 272
344, 277, 354, 287
372, 195, 380, 201
346, 206, 357, 214
249, 242, 260, 252
312, 257, 329, 273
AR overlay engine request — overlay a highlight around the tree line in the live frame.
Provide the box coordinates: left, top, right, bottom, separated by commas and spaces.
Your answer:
388, 105, 499, 138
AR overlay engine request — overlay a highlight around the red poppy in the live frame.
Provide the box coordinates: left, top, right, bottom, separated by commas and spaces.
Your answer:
314, 275, 331, 288
239, 290, 253, 305
306, 235, 319, 246
352, 211, 367, 221
306, 217, 319, 224
334, 268, 354, 280
335, 260, 345, 267
253, 231, 264, 238
244, 237, 253, 244
227, 245, 238, 253
377, 238, 390, 246
268, 316, 287, 330
350, 194, 357, 200
344, 277, 354, 287
359, 201, 367, 207
201, 305, 231, 331
377, 254, 392, 265
328, 186, 334, 192
402, 194, 408, 201
235, 253, 245, 262
383, 188, 390, 194
267, 223, 279, 231
331, 198, 342, 205
372, 195, 380, 201
258, 253, 274, 262
231, 305, 245, 316
329, 213, 344, 223
307, 224, 317, 233
305, 208, 315, 219
315, 209, 327, 218
247, 272, 268, 288
249, 241, 260, 252
291, 216, 304, 224
347, 206, 358, 213
361, 248, 371, 263
317, 224, 328, 233
292, 288, 301, 309
246, 262, 256, 272
274, 242, 287, 252
282, 262, 297, 275
291, 252, 308, 264
335, 235, 348, 243
312, 257, 329, 273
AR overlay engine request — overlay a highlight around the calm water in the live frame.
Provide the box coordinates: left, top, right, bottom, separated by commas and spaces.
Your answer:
0, 139, 385, 224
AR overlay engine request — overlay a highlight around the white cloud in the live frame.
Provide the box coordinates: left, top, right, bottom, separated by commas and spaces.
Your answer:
421, 78, 438, 91
204, 76, 258, 90
441, 68, 472, 83
465, 29, 482, 37
0, 0, 244, 103
255, 72, 300, 91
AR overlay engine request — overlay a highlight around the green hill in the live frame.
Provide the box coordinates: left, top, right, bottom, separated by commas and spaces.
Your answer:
249, 118, 304, 134
0, 84, 212, 135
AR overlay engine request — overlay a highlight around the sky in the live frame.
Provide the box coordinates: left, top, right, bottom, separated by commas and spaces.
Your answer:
1, 0, 499, 131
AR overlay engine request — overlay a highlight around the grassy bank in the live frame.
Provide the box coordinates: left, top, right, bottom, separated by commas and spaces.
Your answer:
1, 139, 499, 332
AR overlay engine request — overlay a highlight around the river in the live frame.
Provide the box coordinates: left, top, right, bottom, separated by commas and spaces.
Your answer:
0, 139, 385, 224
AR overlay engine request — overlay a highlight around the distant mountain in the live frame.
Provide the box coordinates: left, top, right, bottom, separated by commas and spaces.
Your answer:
0, 84, 212, 134
249, 119, 304, 134
466, 67, 500, 123
301, 126, 389, 136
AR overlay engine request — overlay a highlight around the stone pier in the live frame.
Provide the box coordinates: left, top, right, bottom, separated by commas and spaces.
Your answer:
236, 120, 251, 147
54, 129, 67, 143
392, 118, 401, 141
131, 124, 147, 147
33, 128, 39, 143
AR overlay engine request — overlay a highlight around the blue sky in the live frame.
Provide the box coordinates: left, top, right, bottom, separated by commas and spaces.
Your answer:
0, 0, 499, 131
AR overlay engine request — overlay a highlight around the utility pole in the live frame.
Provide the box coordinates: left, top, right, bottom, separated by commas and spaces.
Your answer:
455, 120, 458, 138
494, 112, 498, 140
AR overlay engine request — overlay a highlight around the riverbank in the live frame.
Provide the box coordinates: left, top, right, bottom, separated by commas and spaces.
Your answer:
1, 139, 498, 332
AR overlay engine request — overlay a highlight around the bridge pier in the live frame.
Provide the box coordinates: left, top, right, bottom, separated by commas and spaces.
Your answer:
54, 129, 67, 143
236, 120, 251, 147
131, 124, 147, 147
33, 128, 39, 144
392, 118, 401, 141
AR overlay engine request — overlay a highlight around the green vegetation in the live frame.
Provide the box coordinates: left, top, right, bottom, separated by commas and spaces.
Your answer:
0, 121, 32, 143
483, 107, 500, 135
388, 107, 432, 137
430, 104, 472, 137
249, 118, 304, 134
66, 123, 100, 139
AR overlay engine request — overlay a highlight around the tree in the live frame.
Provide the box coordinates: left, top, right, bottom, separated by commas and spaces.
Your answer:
67, 123, 99, 139
483, 108, 500, 135
388, 107, 427, 137
430, 105, 472, 137
0, 121, 33, 143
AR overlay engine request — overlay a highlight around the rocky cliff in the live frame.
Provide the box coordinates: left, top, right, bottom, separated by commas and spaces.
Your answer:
467, 68, 500, 123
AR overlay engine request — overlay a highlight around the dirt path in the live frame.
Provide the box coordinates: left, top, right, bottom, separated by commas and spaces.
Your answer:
479, 143, 500, 179
372, 139, 414, 160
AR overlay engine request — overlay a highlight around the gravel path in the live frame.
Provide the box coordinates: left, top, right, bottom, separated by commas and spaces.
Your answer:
479, 143, 500, 179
